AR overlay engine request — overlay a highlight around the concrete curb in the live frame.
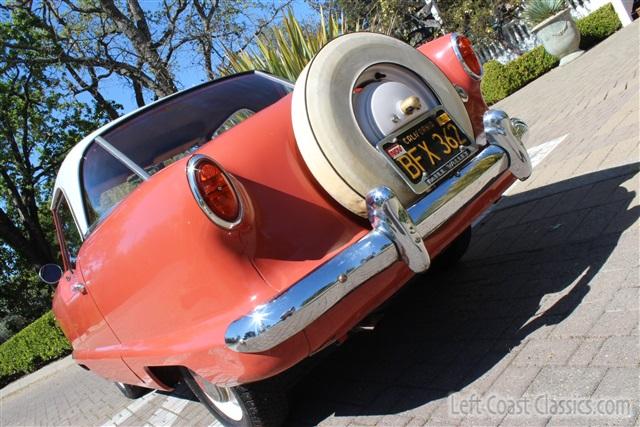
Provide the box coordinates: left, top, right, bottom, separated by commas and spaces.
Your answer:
0, 355, 75, 400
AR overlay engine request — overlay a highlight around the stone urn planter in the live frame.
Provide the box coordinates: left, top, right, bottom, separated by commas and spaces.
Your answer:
532, 8, 584, 66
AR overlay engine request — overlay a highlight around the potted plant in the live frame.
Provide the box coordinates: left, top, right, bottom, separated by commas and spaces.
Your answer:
524, 0, 584, 65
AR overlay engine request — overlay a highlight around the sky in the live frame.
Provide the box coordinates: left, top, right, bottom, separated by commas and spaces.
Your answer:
94, 0, 317, 115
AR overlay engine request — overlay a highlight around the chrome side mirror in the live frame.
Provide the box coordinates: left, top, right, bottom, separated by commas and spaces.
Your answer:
39, 264, 63, 285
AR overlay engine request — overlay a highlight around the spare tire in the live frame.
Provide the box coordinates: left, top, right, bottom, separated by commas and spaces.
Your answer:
292, 32, 473, 217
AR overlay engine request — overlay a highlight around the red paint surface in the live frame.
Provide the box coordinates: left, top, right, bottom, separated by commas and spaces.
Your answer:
418, 34, 489, 136
52, 37, 513, 389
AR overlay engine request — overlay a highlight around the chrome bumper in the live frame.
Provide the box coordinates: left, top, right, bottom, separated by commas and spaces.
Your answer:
225, 110, 532, 353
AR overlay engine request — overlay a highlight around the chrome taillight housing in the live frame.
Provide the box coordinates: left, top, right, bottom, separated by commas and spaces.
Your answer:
187, 154, 243, 229
451, 33, 483, 80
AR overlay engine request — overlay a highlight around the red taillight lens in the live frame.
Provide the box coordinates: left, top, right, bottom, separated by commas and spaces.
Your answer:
191, 158, 240, 224
454, 34, 482, 79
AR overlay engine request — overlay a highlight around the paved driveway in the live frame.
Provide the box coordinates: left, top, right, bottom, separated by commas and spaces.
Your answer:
1, 20, 638, 427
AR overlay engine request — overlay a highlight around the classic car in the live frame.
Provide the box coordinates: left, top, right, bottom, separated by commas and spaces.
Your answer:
41, 32, 532, 426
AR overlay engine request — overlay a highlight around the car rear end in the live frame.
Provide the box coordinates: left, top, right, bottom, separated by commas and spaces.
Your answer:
224, 33, 531, 356
51, 32, 531, 427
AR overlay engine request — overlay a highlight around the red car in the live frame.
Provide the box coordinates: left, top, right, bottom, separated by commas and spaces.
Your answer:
41, 32, 531, 426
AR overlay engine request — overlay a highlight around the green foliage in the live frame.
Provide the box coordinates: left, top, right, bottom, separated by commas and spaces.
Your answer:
223, 8, 360, 81
479, 60, 510, 105
481, 46, 559, 104
330, 0, 438, 45
437, 0, 523, 47
0, 311, 71, 387
0, 9, 112, 340
0, 315, 29, 343
481, 4, 621, 104
577, 3, 622, 50
523, 0, 567, 26
0, 261, 52, 343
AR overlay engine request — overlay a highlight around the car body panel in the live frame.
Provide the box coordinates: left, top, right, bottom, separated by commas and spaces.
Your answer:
418, 34, 489, 135
281, 171, 515, 353
50, 35, 522, 390
206, 95, 369, 292
56, 94, 370, 388
52, 263, 142, 383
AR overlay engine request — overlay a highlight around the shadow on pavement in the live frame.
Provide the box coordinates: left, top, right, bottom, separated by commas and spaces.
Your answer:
286, 162, 639, 425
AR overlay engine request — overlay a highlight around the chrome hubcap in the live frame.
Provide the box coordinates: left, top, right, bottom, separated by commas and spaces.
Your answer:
194, 374, 243, 421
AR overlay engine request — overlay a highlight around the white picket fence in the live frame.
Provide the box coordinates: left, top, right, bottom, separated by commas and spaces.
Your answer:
474, 0, 622, 64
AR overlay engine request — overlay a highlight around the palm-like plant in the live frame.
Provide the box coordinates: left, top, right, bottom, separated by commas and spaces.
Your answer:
222, 8, 392, 81
523, 0, 568, 26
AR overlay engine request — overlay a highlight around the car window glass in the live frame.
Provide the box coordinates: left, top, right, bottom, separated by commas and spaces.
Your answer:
55, 195, 82, 262
81, 143, 142, 226
102, 73, 289, 176
211, 109, 255, 138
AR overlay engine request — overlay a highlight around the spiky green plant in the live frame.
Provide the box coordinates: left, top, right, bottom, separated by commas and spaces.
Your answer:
524, 0, 568, 26
222, 8, 391, 81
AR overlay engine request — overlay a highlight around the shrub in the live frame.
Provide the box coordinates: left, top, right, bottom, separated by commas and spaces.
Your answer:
481, 46, 558, 104
505, 45, 560, 86
577, 3, 622, 50
481, 3, 621, 104
480, 60, 510, 105
0, 311, 71, 387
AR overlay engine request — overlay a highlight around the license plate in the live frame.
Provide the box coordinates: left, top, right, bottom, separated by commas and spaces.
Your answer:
377, 108, 476, 193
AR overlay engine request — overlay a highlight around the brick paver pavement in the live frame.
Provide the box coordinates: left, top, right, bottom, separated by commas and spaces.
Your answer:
1, 20, 638, 427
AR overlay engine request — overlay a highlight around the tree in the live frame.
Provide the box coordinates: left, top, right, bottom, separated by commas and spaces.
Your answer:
2, 0, 292, 111
0, 0, 294, 337
308, 0, 441, 45
310, 0, 525, 51
426, 0, 523, 49
0, 10, 104, 268
0, 9, 110, 332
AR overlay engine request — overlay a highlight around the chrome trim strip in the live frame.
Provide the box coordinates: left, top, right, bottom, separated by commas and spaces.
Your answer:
409, 145, 508, 236
225, 109, 531, 353
255, 70, 294, 91
95, 136, 150, 181
186, 154, 244, 230
450, 33, 483, 80
225, 231, 397, 352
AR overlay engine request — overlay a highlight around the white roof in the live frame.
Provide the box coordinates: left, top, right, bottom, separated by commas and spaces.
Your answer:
51, 91, 181, 237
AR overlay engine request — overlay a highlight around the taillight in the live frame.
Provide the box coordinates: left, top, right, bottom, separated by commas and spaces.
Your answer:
187, 154, 242, 229
451, 33, 483, 80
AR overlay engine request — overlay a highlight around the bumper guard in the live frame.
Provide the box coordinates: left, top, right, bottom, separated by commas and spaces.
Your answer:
225, 110, 532, 352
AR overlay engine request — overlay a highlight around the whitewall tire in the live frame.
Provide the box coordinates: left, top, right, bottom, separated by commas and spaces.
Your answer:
292, 32, 472, 216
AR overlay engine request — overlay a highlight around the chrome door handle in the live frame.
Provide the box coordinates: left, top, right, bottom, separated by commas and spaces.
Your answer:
72, 283, 87, 295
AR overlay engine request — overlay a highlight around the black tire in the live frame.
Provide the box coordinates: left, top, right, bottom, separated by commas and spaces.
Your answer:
180, 367, 288, 427
432, 226, 472, 271
114, 382, 150, 399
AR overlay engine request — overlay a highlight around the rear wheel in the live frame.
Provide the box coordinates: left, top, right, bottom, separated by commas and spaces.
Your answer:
180, 368, 288, 427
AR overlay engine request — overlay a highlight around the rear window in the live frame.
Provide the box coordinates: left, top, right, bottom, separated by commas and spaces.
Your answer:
101, 73, 290, 176
80, 73, 290, 228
